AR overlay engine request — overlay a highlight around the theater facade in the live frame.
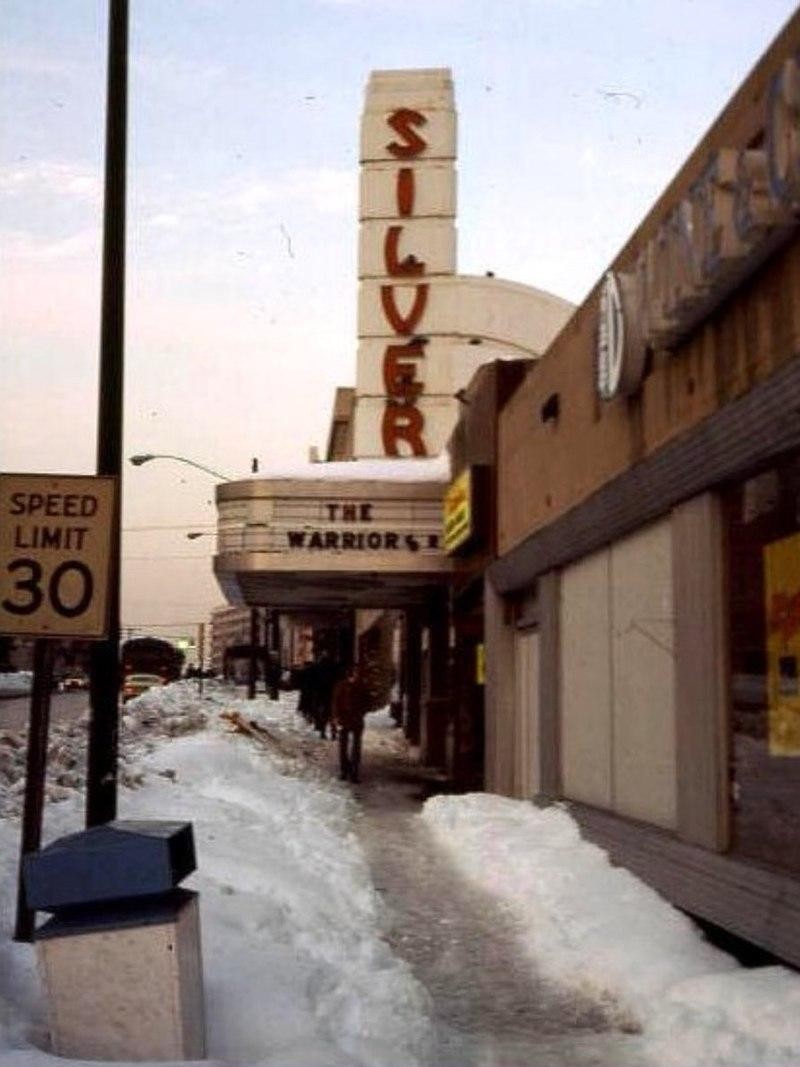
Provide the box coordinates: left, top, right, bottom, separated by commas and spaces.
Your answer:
213, 68, 572, 760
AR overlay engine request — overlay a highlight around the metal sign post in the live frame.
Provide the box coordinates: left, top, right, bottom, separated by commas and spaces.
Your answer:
13, 641, 55, 942
87, 0, 128, 828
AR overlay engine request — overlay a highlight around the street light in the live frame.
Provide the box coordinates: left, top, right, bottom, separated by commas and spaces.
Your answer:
130, 457, 261, 697
128, 453, 232, 481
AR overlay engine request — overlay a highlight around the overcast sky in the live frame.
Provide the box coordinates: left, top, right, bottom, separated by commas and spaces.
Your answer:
2, 0, 797, 639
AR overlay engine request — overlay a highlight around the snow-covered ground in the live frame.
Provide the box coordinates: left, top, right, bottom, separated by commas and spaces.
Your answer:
2, 682, 800, 1066
0, 684, 432, 1067
424, 794, 800, 1067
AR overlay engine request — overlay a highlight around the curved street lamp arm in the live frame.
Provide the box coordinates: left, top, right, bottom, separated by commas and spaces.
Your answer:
128, 453, 232, 481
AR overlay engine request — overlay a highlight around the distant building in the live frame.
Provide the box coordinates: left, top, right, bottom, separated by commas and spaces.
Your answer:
209, 606, 251, 677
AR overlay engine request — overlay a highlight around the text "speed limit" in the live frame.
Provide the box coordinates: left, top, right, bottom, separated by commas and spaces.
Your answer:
0, 474, 117, 639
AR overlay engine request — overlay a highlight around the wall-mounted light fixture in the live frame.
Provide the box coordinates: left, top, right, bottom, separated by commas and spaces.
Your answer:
540, 393, 560, 424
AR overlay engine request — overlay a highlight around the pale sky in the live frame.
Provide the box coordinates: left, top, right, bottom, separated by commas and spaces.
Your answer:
2, 0, 797, 640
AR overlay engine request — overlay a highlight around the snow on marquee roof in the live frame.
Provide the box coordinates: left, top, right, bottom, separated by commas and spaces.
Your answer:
245, 454, 451, 484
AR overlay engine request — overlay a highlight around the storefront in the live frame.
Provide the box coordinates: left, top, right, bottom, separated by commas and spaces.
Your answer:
443, 359, 532, 789
486, 9, 800, 964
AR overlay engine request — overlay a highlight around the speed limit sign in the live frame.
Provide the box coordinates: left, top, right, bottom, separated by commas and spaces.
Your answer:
0, 473, 117, 639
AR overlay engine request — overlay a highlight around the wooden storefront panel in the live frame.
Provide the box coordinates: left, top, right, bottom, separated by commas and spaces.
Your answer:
484, 576, 516, 796
560, 549, 613, 809
513, 629, 540, 800
672, 494, 730, 851
537, 571, 562, 799
610, 519, 677, 831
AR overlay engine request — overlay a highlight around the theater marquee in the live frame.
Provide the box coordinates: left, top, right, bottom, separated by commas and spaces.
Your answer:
215, 476, 451, 577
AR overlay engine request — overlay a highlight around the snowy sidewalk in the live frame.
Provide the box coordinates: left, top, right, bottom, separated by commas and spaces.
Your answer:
306, 710, 800, 1067
0, 686, 433, 1067
347, 716, 644, 1067
3, 685, 800, 1066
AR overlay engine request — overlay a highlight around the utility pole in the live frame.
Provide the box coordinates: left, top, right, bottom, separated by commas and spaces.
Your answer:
86, 0, 128, 827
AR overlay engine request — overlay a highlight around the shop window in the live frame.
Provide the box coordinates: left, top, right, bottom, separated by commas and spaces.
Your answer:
724, 454, 800, 874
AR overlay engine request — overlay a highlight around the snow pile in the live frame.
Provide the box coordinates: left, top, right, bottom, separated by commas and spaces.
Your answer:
0, 721, 89, 817
121, 677, 213, 742
423, 793, 800, 1066
0, 689, 433, 1067
0, 672, 32, 698
0, 680, 223, 818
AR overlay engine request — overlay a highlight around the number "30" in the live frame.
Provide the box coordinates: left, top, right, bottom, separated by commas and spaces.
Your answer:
2, 558, 94, 619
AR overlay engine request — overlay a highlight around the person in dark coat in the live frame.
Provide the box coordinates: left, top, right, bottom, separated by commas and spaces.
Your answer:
265, 653, 281, 701
332, 664, 368, 783
313, 652, 339, 740
297, 660, 316, 722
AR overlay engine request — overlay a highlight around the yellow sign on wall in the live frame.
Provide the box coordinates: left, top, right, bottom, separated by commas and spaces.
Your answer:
476, 643, 485, 686
443, 468, 472, 553
764, 531, 800, 756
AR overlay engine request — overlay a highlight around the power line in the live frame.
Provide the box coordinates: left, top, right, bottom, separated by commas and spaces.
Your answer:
122, 554, 211, 561
122, 523, 215, 533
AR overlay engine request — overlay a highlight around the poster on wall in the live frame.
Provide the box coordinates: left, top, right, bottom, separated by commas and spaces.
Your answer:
764, 531, 800, 756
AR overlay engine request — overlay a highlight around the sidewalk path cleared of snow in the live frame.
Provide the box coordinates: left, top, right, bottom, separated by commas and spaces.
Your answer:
348, 713, 646, 1067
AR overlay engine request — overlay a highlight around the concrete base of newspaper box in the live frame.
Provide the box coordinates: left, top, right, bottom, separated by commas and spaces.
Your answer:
35, 889, 205, 1062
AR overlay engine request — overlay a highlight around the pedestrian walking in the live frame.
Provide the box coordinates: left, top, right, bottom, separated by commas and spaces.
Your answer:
296, 659, 316, 723
313, 651, 339, 740
332, 664, 368, 783
265, 652, 281, 701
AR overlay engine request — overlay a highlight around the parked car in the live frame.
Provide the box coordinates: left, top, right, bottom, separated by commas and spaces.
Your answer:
58, 671, 89, 693
121, 673, 165, 702
0, 671, 33, 698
